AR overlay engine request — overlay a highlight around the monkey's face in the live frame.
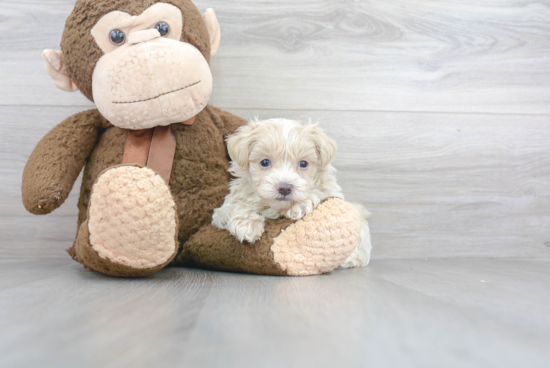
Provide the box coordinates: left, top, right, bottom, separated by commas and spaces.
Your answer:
44, 1, 220, 130
90, 3, 212, 129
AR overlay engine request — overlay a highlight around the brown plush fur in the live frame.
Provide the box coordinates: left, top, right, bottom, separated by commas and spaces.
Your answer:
22, 109, 107, 215
61, 0, 211, 101
74, 105, 241, 250
22, 104, 259, 276
178, 219, 295, 276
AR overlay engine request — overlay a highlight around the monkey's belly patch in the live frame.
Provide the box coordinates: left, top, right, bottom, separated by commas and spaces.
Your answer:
88, 166, 177, 269
271, 198, 361, 276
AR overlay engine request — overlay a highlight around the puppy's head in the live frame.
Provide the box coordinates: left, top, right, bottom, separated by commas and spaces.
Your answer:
227, 118, 337, 209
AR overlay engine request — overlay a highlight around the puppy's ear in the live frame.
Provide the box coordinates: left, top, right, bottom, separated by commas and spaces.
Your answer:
226, 122, 257, 169
308, 124, 338, 167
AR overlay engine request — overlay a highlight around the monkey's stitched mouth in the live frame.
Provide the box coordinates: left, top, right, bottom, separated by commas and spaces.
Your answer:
112, 80, 201, 104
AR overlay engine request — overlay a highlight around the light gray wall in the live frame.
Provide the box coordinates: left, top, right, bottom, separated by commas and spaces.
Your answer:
1, 0, 549, 259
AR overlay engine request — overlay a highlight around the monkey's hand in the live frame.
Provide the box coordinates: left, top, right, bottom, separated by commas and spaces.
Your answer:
22, 110, 102, 215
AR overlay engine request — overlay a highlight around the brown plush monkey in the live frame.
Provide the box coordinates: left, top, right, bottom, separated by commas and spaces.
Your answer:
22, 0, 362, 277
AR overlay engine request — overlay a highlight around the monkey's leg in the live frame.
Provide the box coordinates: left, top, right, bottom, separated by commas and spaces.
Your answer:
176, 198, 361, 276
68, 165, 178, 277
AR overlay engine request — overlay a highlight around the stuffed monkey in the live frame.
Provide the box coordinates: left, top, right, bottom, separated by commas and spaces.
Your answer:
22, 0, 361, 277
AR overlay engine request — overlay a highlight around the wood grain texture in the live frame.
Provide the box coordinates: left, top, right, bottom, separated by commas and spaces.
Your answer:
1, 0, 549, 260
0, 258, 549, 368
2, 106, 549, 259
1, 0, 550, 113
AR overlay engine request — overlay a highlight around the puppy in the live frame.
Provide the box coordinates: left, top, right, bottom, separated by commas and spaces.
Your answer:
212, 118, 372, 268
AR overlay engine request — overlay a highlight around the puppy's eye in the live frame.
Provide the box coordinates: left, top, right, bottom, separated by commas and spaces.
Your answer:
299, 161, 309, 168
260, 159, 271, 168
155, 22, 170, 37
109, 29, 126, 45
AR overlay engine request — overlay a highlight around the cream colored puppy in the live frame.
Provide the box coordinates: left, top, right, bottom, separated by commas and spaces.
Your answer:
212, 118, 372, 268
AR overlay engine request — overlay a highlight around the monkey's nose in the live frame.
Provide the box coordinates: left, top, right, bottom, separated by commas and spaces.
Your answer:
128, 29, 161, 45
278, 184, 293, 196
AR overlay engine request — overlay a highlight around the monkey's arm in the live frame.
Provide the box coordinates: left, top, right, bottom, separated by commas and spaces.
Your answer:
22, 109, 105, 215
177, 198, 361, 276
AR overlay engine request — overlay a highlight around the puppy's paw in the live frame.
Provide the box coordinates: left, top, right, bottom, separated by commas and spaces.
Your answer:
232, 215, 266, 244
285, 199, 319, 220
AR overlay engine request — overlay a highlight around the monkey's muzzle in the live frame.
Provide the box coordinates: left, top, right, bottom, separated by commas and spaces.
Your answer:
92, 36, 213, 130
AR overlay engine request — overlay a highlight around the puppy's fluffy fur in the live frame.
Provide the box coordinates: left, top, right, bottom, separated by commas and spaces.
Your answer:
212, 118, 372, 268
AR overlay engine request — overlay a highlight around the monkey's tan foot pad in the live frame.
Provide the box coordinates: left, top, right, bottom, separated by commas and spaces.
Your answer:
88, 166, 177, 270
271, 198, 361, 276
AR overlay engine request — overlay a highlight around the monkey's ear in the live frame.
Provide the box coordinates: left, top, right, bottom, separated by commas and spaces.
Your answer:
203, 8, 221, 57
42, 49, 79, 92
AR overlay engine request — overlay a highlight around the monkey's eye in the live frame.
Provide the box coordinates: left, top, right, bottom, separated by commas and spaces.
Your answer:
109, 29, 126, 46
299, 161, 309, 168
260, 159, 271, 168
155, 22, 170, 37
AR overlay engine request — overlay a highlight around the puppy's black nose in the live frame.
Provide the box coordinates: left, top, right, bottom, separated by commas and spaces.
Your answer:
278, 184, 293, 196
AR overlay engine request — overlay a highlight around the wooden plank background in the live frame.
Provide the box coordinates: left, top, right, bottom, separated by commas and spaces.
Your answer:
0, 0, 549, 259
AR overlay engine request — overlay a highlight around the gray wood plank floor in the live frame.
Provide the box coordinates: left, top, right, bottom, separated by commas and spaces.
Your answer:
0, 258, 549, 368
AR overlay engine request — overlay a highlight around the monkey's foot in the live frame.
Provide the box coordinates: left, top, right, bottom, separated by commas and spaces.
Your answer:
176, 198, 361, 277
80, 166, 177, 276
271, 198, 361, 276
